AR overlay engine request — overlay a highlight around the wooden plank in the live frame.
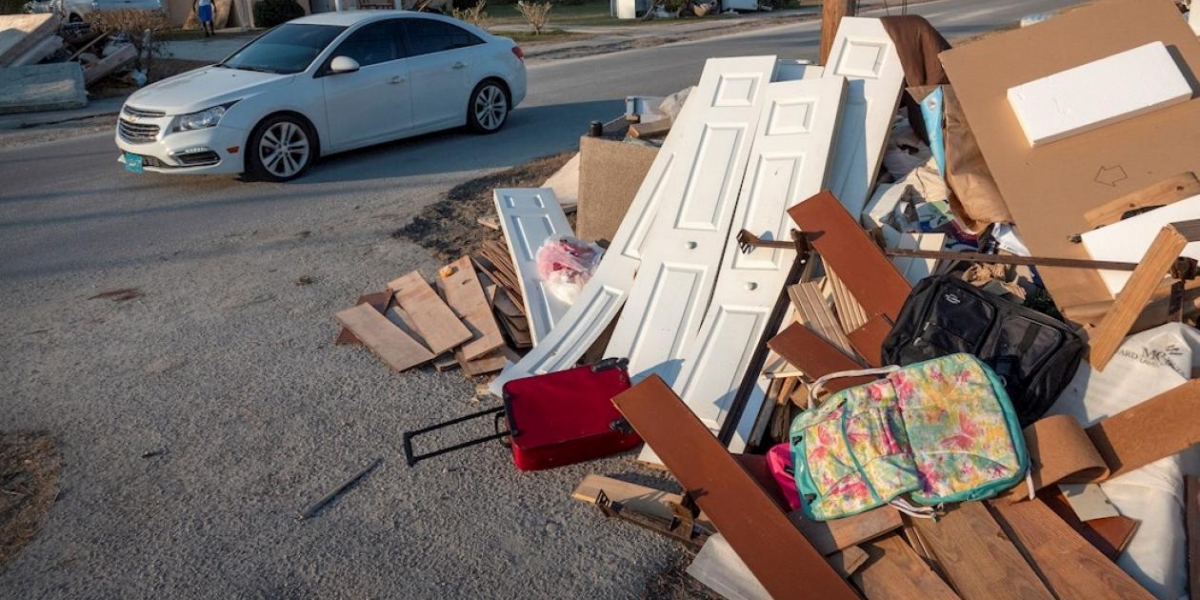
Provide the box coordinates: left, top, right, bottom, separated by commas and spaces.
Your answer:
767, 322, 869, 393
335, 292, 391, 346
1084, 172, 1200, 229
853, 534, 962, 600
1089, 222, 1197, 370
384, 304, 432, 353
825, 267, 870, 333
432, 354, 459, 372
789, 191, 912, 322
611, 376, 859, 600
386, 271, 472, 355
846, 314, 893, 368
1187, 475, 1200, 600
819, 0, 855, 65
0, 63, 86, 115
789, 280, 856, 356
687, 536, 866, 600
499, 314, 532, 349
334, 304, 434, 372
989, 498, 1155, 599
1085, 379, 1200, 478
1039, 487, 1139, 562
491, 284, 525, 319
436, 256, 504, 361
787, 506, 903, 556
571, 474, 716, 532
456, 346, 508, 377
628, 118, 672, 139
911, 502, 1055, 600
476, 216, 500, 231
830, 546, 869, 579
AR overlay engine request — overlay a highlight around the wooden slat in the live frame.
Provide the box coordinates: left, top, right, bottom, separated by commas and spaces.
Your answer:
492, 287, 525, 319
334, 304, 434, 372
790, 191, 911, 322
912, 502, 1054, 600
387, 271, 473, 355
335, 292, 391, 346
499, 313, 533, 349
830, 546, 869, 579
1187, 475, 1200, 600
787, 507, 903, 556
826, 267, 871, 333
767, 322, 869, 393
853, 534, 962, 600
1085, 379, 1200, 478
456, 346, 509, 377
1039, 487, 1139, 561
383, 303, 434, 353
432, 354, 459, 372
989, 498, 1154, 599
847, 314, 893, 367
1089, 221, 1200, 370
789, 280, 856, 355
1084, 172, 1200, 228
437, 256, 505, 360
572, 474, 716, 532
612, 376, 859, 600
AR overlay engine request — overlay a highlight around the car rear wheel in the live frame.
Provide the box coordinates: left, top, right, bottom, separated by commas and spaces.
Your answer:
246, 115, 314, 182
467, 80, 509, 134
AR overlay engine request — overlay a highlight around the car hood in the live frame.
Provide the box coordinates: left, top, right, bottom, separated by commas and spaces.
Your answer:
125, 67, 295, 115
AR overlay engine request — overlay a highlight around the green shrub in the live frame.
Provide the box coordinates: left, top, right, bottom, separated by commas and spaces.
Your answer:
253, 0, 305, 28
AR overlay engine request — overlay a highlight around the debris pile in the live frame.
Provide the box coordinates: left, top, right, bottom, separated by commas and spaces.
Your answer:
0, 13, 143, 114
336, 0, 1200, 597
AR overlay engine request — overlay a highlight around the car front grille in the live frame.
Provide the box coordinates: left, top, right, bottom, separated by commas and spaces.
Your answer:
123, 106, 166, 119
118, 119, 160, 143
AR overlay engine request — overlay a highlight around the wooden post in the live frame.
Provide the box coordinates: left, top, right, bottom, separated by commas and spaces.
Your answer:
820, 0, 856, 66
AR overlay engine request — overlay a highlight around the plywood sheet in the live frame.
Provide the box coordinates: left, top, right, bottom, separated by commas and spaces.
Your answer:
335, 291, 391, 346
436, 256, 504, 360
334, 304, 434, 372
387, 271, 472, 355
938, 0, 1200, 312
853, 534, 961, 600
787, 506, 902, 556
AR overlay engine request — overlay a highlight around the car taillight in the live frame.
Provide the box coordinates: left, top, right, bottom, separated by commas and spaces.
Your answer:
511, 46, 525, 63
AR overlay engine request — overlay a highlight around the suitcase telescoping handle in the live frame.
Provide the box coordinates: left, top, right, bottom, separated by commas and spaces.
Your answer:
402, 406, 511, 467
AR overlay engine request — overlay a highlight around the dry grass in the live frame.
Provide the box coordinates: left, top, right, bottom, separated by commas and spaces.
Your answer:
0, 432, 61, 568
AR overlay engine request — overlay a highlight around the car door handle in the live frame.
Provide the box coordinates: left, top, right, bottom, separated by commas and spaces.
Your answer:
452, 62, 467, 70
389, 76, 406, 85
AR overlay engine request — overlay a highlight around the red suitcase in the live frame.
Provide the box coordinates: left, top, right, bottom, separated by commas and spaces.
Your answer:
403, 358, 641, 471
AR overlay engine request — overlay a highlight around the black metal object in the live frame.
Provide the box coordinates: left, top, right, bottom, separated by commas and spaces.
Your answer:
296, 458, 382, 521
594, 489, 708, 549
402, 406, 511, 467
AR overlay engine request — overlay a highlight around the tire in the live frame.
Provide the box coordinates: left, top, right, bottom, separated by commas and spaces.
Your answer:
466, 80, 509, 134
245, 114, 315, 182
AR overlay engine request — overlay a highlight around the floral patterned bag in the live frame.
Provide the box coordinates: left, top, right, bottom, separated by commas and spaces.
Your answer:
789, 353, 1028, 521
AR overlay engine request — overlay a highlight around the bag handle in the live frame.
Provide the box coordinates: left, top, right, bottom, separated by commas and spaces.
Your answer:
807, 366, 901, 409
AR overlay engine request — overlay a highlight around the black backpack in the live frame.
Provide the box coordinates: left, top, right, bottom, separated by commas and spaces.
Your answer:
880, 275, 1084, 427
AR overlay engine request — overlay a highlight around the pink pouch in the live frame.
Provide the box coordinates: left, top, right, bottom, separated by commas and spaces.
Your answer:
767, 442, 802, 511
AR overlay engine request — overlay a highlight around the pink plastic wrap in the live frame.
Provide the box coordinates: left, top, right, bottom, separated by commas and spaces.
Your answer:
535, 236, 604, 304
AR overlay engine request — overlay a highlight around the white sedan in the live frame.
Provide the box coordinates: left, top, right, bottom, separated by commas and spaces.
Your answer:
116, 11, 526, 181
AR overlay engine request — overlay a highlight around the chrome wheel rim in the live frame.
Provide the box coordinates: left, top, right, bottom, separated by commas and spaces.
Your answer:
259, 121, 310, 178
474, 85, 507, 131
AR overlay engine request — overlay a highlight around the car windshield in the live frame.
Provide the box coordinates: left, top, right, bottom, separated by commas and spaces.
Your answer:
220, 24, 345, 75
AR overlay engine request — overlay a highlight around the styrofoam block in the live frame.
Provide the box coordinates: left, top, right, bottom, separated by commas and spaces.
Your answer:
1007, 42, 1192, 147
1080, 195, 1200, 295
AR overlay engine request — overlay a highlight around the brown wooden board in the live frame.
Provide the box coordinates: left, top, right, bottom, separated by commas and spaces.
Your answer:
938, 0, 1200, 314
383, 304, 434, 353
387, 271, 472, 355
789, 191, 912, 322
571, 474, 716, 532
911, 502, 1054, 600
334, 304, 434, 372
787, 507, 903, 556
456, 346, 508, 377
1039, 487, 1139, 561
1188, 476, 1200, 600
335, 292, 391, 346
768, 322, 870, 392
612, 376, 859, 600
847, 314, 893, 368
826, 267, 870, 333
1084, 172, 1200, 229
1089, 222, 1200, 370
853, 534, 961, 600
436, 256, 505, 361
1086, 379, 1200, 479
789, 280, 856, 356
989, 498, 1154, 599
432, 354, 459, 372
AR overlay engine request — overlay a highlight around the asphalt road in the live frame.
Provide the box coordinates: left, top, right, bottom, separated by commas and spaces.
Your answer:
0, 1, 1080, 597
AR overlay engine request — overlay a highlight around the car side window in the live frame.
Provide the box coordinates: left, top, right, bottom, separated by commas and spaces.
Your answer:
404, 19, 484, 57
332, 21, 402, 68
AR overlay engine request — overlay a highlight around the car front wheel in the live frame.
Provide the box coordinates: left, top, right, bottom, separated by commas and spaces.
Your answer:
467, 81, 509, 134
246, 115, 314, 182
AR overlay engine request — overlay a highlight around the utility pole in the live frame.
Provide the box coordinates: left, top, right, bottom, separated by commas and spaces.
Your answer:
820, 0, 856, 65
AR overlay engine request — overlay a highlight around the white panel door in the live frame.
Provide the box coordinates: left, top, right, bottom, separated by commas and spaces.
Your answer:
639, 76, 847, 462
494, 188, 572, 345
605, 56, 779, 383
489, 56, 779, 396
823, 17, 905, 221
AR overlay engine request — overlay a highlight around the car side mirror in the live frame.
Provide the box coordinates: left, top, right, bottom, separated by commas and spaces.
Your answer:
330, 56, 360, 74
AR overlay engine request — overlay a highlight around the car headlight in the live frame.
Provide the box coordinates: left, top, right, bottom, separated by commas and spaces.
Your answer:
173, 102, 237, 132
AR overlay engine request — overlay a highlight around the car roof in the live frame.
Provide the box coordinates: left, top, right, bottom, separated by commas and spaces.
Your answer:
291, 10, 463, 28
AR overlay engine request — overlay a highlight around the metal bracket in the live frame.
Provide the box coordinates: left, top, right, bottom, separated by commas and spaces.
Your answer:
594, 490, 709, 549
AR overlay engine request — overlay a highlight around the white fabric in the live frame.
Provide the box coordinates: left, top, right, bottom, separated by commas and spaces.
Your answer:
1047, 323, 1200, 600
